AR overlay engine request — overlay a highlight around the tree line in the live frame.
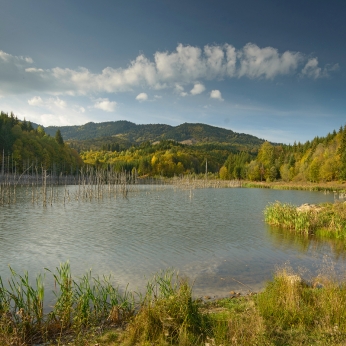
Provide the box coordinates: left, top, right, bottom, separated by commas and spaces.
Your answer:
81, 126, 346, 183
2, 111, 346, 183
220, 126, 346, 182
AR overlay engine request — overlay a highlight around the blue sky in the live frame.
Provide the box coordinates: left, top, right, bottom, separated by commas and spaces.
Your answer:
0, 0, 345, 143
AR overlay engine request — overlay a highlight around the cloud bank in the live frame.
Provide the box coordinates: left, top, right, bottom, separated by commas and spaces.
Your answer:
0, 43, 339, 97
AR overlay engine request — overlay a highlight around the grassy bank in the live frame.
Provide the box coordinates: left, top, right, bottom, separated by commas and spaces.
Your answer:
264, 201, 346, 238
242, 180, 346, 192
2, 264, 346, 345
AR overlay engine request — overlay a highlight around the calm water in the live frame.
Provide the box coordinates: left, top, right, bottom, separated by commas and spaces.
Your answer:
0, 185, 344, 299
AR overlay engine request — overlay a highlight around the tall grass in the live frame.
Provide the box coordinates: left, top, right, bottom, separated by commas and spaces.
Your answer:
124, 270, 206, 345
264, 201, 346, 238
256, 266, 346, 345
3, 263, 346, 345
0, 262, 134, 345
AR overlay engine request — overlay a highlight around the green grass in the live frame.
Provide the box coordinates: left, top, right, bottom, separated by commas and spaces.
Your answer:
0, 262, 134, 345
3, 264, 346, 345
264, 201, 346, 238
242, 181, 346, 192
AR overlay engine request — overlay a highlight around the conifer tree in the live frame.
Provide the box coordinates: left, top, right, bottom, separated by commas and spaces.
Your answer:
55, 129, 64, 146
338, 125, 346, 180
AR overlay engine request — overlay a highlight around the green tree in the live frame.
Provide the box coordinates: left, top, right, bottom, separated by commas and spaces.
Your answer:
338, 126, 346, 180
55, 129, 64, 146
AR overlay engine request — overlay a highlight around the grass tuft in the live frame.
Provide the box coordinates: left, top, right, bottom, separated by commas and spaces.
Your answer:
264, 201, 346, 237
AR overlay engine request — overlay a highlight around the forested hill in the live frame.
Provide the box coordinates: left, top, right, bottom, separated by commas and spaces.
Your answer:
44, 121, 267, 148
0, 112, 83, 174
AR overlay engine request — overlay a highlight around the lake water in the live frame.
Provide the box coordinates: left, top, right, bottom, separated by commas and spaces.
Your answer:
0, 185, 344, 299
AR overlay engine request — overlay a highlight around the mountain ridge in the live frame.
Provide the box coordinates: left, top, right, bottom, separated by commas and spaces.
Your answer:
43, 120, 271, 150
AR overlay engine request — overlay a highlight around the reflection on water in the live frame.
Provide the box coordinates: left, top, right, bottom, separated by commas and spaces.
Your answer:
267, 224, 346, 261
0, 185, 344, 300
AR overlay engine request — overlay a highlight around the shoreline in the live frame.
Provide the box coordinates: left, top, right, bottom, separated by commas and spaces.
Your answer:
242, 180, 346, 192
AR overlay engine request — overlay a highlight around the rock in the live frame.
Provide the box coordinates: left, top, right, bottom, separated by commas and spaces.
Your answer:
296, 203, 323, 213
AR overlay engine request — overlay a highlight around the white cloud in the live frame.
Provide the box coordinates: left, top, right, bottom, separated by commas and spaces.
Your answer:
301, 58, 339, 79
28, 96, 43, 106
28, 96, 67, 109
38, 113, 85, 126
190, 83, 205, 95
94, 98, 117, 112
136, 92, 148, 101
175, 83, 188, 96
0, 44, 339, 98
0, 50, 33, 64
154, 95, 162, 99
53, 97, 66, 108
237, 43, 303, 79
210, 90, 224, 101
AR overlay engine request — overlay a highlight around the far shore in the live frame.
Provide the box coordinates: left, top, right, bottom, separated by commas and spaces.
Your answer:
242, 180, 346, 192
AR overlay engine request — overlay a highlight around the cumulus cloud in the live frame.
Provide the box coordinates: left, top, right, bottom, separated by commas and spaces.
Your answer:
237, 43, 303, 79
28, 96, 67, 110
0, 50, 33, 64
28, 96, 43, 106
0, 44, 339, 98
94, 98, 117, 112
190, 83, 205, 95
210, 90, 224, 101
136, 92, 148, 101
301, 58, 339, 79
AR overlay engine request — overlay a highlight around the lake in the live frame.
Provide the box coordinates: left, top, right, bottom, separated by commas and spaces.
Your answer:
0, 185, 344, 299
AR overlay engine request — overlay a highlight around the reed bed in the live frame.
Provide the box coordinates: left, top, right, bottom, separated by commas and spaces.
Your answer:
169, 176, 242, 190
3, 264, 346, 345
0, 168, 168, 207
0, 262, 135, 345
0, 169, 243, 208
264, 201, 346, 237
243, 180, 346, 194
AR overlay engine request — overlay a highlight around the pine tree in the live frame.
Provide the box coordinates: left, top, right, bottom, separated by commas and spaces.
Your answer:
338, 125, 346, 180
55, 129, 64, 146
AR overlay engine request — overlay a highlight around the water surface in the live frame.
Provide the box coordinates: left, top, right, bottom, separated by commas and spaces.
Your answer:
0, 185, 343, 299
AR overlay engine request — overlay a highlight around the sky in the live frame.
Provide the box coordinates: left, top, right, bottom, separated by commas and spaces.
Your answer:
0, 0, 345, 144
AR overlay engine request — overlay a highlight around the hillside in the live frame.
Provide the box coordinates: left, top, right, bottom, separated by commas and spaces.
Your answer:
0, 112, 83, 174
44, 121, 268, 150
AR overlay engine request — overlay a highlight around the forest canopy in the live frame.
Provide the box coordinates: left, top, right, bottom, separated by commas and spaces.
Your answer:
0, 112, 83, 174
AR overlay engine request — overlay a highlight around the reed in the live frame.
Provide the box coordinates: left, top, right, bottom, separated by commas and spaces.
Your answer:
264, 201, 346, 237
256, 265, 346, 345
0, 262, 134, 345
124, 270, 206, 345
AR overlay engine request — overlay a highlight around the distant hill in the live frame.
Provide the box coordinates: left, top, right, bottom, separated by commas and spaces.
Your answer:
44, 121, 269, 151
